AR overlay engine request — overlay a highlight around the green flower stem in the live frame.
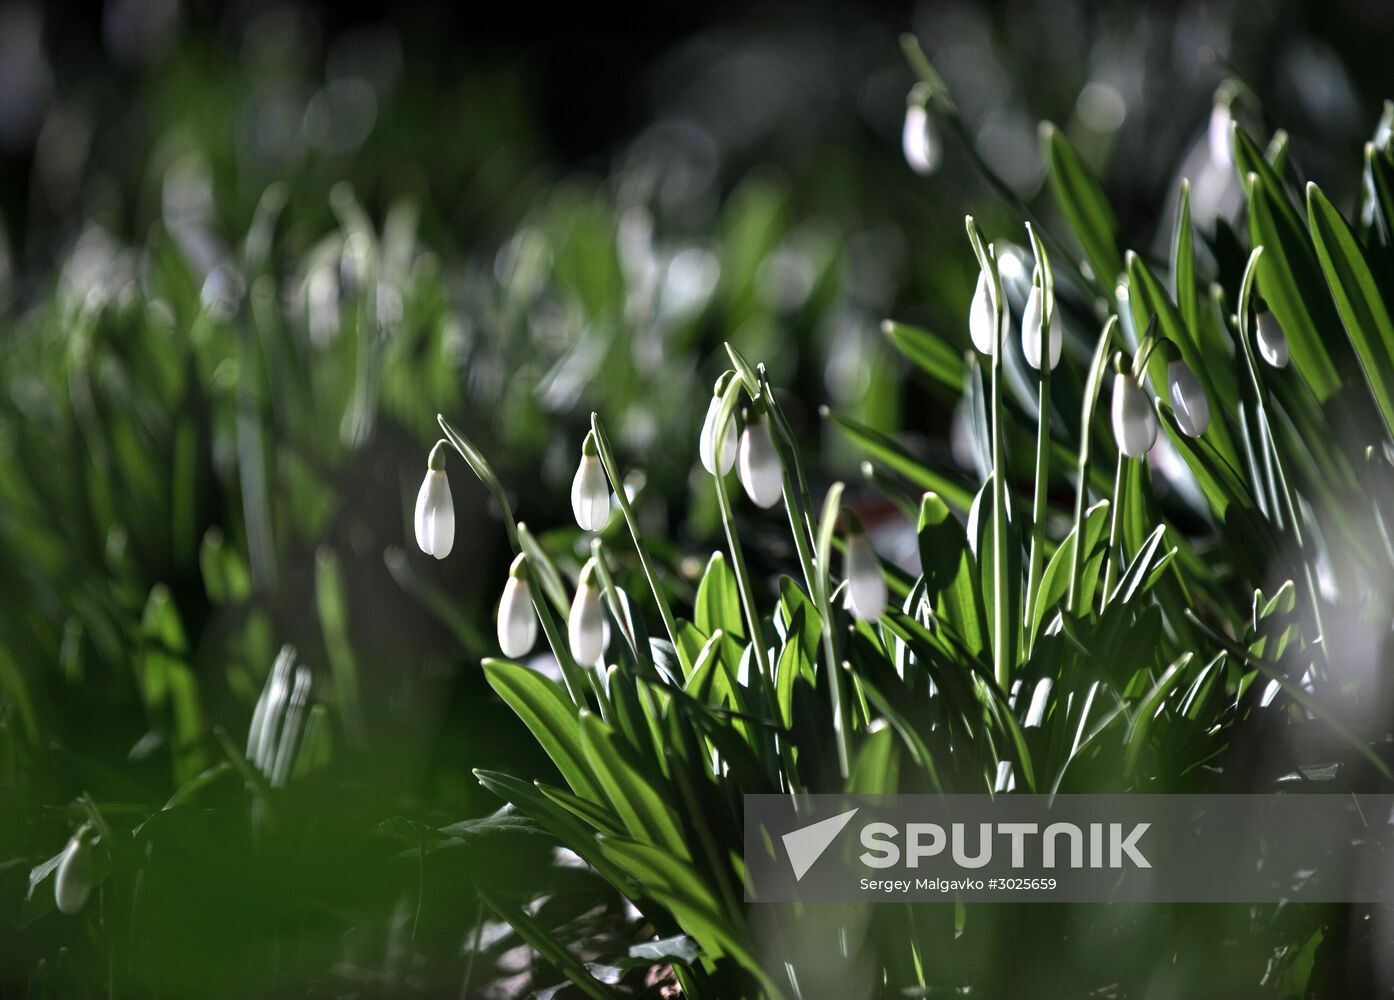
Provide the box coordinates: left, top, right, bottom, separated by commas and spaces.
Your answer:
966, 217, 1012, 689
1067, 317, 1117, 613
1101, 452, 1126, 608
813, 482, 852, 778
588, 413, 690, 675
1234, 247, 1327, 667
589, 539, 665, 764
588, 540, 643, 667
710, 379, 773, 688
436, 415, 588, 706
1024, 373, 1051, 650
903, 34, 1099, 301
1023, 224, 1054, 655
709, 379, 805, 793
761, 374, 819, 595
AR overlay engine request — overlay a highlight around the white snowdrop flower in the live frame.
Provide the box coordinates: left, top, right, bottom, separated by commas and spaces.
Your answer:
55, 834, 93, 915
497, 554, 538, 659
568, 559, 610, 666
1256, 309, 1289, 368
1167, 360, 1210, 437
969, 271, 1008, 355
843, 518, 888, 621
1111, 372, 1158, 458
1020, 284, 1062, 371
901, 92, 941, 176
737, 412, 782, 508
571, 431, 611, 532
699, 373, 737, 475
1207, 100, 1233, 169
414, 441, 454, 559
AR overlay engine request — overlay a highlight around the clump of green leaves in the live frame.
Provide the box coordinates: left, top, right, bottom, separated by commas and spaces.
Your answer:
435, 40, 1394, 999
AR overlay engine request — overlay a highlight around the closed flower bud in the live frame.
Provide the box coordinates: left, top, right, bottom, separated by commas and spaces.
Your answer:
1020, 285, 1062, 371
699, 375, 737, 475
568, 559, 610, 666
737, 413, 782, 508
414, 442, 454, 559
901, 97, 940, 176
843, 519, 888, 621
1256, 310, 1289, 368
1167, 360, 1210, 437
497, 554, 538, 658
571, 432, 611, 531
969, 272, 1008, 356
55, 834, 93, 915
1111, 372, 1158, 458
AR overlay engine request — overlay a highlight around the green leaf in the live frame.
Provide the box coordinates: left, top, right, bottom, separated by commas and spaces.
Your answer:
1233, 129, 1345, 401
596, 835, 787, 998
482, 659, 602, 803
1307, 182, 1394, 441
1171, 178, 1198, 339
694, 552, 744, 641
537, 781, 626, 837
847, 722, 900, 795
1123, 653, 1191, 778
476, 884, 617, 1000
823, 410, 974, 512
474, 770, 631, 890
881, 320, 965, 393
578, 712, 689, 860
1040, 121, 1123, 287
916, 492, 986, 656
1126, 253, 1239, 466
1031, 499, 1109, 641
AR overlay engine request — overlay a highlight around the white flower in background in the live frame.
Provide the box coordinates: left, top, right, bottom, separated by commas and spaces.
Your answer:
497, 553, 538, 658
843, 518, 888, 621
737, 412, 782, 508
571, 431, 612, 531
699, 373, 737, 475
568, 558, 610, 666
1167, 360, 1210, 437
1256, 309, 1289, 368
1020, 284, 1062, 371
54, 833, 93, 915
1111, 372, 1158, 458
969, 271, 1007, 355
901, 86, 941, 176
414, 441, 454, 559
1207, 100, 1233, 169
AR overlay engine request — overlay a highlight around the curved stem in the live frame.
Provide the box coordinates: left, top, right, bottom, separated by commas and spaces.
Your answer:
588, 413, 689, 674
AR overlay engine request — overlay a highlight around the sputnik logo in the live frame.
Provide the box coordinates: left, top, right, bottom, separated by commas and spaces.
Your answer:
781, 808, 859, 881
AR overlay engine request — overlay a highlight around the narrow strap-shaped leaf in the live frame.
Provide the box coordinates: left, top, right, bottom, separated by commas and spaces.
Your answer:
1307, 182, 1394, 442
1040, 122, 1123, 289
482, 659, 602, 803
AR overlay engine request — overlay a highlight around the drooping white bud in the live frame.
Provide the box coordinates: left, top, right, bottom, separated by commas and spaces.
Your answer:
568, 559, 610, 666
902, 100, 940, 176
1167, 360, 1210, 437
414, 442, 455, 559
699, 377, 737, 475
497, 554, 538, 659
1111, 372, 1158, 458
1020, 284, 1062, 371
843, 520, 888, 621
571, 432, 611, 531
737, 413, 782, 508
1256, 310, 1289, 368
55, 835, 93, 915
969, 272, 1008, 355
